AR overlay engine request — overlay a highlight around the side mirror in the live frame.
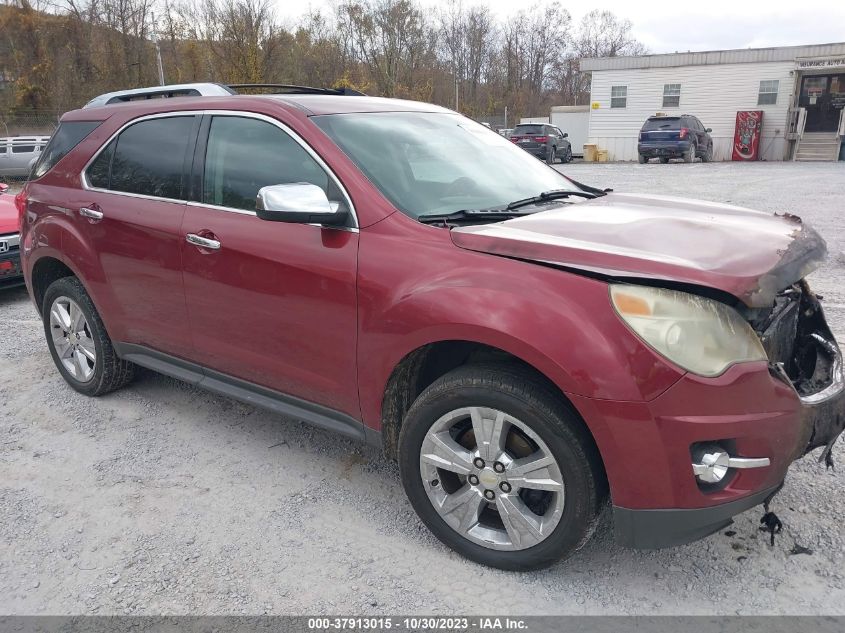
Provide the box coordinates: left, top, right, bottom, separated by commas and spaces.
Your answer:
705, 128, 712, 133
256, 182, 347, 225
562, 132, 569, 138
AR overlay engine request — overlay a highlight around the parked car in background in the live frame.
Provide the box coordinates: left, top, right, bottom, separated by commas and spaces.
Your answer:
510, 123, 572, 164
499, 128, 514, 138
0, 182, 23, 287
637, 115, 712, 163
0, 136, 50, 178
17, 83, 845, 572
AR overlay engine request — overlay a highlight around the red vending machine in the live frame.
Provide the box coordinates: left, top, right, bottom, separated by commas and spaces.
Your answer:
732, 110, 764, 160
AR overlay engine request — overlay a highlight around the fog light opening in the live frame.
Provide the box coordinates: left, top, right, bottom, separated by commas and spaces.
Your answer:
691, 442, 771, 485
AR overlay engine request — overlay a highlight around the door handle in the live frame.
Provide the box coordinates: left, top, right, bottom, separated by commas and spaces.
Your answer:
186, 233, 221, 250
79, 206, 104, 221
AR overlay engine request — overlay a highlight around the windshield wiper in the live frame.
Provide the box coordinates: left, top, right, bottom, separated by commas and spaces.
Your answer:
418, 208, 540, 225
505, 189, 598, 211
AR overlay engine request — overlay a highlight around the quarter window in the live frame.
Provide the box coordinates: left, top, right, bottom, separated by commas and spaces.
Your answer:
610, 85, 627, 108
33, 121, 100, 179
107, 116, 195, 199
202, 116, 331, 212
662, 84, 681, 108
758, 80, 779, 105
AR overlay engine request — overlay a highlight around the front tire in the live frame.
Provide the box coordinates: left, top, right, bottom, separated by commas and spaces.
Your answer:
42, 276, 135, 396
561, 146, 573, 163
398, 364, 605, 571
701, 144, 713, 162
638, 154, 648, 164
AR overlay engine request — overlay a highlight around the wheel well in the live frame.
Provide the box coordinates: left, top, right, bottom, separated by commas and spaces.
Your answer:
31, 257, 75, 313
379, 341, 605, 479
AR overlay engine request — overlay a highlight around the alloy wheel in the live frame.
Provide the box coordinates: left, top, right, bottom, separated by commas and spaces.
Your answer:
49, 296, 96, 382
419, 406, 565, 551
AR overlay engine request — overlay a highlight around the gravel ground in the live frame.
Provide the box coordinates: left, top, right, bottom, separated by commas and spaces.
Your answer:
1, 162, 844, 616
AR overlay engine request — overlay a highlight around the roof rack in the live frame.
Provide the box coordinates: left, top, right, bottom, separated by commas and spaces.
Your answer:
84, 83, 235, 108
83, 82, 366, 109
228, 83, 366, 96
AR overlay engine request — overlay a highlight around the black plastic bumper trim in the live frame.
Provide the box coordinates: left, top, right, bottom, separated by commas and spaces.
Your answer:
613, 484, 782, 549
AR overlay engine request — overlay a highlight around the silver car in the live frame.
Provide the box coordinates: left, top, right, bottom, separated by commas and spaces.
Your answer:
0, 136, 50, 178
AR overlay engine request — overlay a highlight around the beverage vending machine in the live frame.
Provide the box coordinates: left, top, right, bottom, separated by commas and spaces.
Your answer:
732, 110, 763, 160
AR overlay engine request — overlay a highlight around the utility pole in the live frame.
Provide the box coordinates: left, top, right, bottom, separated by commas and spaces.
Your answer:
151, 12, 165, 86
454, 76, 459, 111
504, 105, 508, 128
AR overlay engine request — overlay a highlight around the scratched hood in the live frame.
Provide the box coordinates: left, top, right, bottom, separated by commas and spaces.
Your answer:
451, 193, 828, 308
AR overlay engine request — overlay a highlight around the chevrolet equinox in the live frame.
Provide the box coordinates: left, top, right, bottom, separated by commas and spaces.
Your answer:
18, 83, 845, 570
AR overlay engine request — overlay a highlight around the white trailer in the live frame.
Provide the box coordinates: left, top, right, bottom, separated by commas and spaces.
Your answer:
550, 105, 590, 157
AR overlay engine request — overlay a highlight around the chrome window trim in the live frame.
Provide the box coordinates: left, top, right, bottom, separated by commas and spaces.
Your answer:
81, 110, 358, 228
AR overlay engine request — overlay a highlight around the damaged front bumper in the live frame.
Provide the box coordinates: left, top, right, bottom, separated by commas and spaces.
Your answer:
758, 281, 845, 466
603, 282, 844, 549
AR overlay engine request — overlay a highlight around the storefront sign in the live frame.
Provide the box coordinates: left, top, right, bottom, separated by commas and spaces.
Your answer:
797, 57, 845, 70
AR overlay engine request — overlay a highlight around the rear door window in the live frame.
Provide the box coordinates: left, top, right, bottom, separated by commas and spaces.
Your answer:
33, 121, 100, 179
107, 116, 196, 200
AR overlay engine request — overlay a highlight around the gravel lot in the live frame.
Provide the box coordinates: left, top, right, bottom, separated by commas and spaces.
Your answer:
1, 162, 844, 616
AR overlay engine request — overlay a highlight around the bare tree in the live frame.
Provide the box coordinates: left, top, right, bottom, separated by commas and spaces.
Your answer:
576, 9, 648, 58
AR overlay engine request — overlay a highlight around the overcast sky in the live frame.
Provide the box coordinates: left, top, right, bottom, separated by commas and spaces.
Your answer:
274, 0, 845, 54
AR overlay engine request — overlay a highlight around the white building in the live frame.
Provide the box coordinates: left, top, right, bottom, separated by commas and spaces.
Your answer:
581, 42, 845, 162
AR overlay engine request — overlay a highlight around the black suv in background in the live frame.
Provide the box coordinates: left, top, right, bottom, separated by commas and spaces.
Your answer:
510, 123, 572, 164
638, 115, 713, 163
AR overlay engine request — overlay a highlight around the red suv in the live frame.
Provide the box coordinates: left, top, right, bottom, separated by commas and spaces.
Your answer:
18, 84, 845, 570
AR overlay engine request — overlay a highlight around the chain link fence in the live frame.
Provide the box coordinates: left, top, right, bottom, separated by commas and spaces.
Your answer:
0, 111, 60, 137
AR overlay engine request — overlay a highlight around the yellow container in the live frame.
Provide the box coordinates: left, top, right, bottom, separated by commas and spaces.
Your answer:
583, 143, 598, 162
596, 149, 608, 163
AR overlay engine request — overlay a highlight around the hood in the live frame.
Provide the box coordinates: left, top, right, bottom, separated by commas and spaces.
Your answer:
0, 194, 17, 234
451, 193, 828, 308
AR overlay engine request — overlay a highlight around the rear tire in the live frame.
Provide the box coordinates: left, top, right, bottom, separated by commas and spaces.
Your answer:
684, 143, 696, 163
638, 154, 647, 164
659, 156, 670, 164
42, 276, 135, 397
398, 363, 605, 571
546, 145, 556, 164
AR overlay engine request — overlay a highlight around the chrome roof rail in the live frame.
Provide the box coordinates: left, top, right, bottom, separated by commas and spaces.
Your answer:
83, 83, 236, 108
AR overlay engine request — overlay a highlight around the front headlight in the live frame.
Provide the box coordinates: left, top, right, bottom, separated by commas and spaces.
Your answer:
610, 284, 767, 377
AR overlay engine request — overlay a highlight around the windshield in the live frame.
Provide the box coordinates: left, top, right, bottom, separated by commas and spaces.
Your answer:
313, 112, 577, 219
642, 117, 680, 131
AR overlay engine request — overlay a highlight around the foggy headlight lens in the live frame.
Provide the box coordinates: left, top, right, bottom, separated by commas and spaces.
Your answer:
610, 284, 767, 377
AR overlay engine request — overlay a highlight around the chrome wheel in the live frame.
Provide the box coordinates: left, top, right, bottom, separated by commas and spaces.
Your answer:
49, 296, 96, 382
419, 406, 565, 551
